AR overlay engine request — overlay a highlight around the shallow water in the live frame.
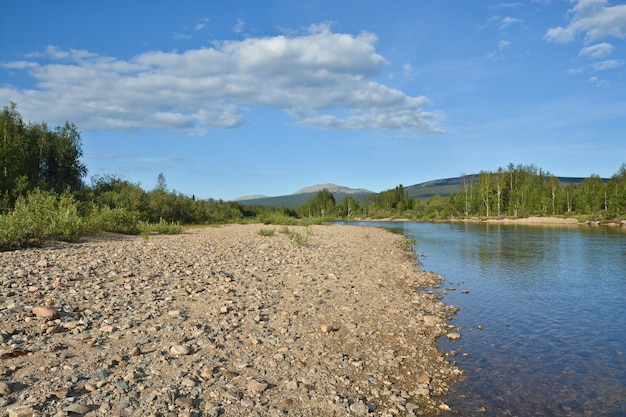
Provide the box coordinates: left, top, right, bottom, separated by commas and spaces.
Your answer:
342, 222, 626, 417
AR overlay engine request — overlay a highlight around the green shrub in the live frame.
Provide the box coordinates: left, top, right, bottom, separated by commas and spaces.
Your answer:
256, 212, 299, 225
139, 218, 184, 235
86, 206, 141, 234
0, 189, 82, 250
257, 228, 276, 236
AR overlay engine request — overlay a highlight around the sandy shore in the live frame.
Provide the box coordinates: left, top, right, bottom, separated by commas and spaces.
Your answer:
0, 224, 460, 417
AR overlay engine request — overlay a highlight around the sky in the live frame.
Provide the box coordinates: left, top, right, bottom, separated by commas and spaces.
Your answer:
1, 0, 625, 200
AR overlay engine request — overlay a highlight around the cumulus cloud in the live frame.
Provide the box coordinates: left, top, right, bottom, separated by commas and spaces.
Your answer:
500, 17, 524, 29
0, 25, 441, 136
591, 58, 623, 70
544, 0, 626, 43
578, 42, 615, 57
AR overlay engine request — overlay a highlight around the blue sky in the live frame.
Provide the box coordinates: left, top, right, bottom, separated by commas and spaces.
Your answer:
1, 0, 625, 200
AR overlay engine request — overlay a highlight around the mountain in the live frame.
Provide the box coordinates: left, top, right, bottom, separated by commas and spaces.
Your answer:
293, 183, 373, 195
235, 184, 375, 208
232, 194, 269, 201
234, 176, 594, 208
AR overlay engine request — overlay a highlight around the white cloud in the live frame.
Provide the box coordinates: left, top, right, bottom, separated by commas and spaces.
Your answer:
588, 75, 608, 86
0, 25, 441, 136
591, 58, 623, 70
499, 40, 512, 50
500, 17, 524, 29
545, 0, 626, 43
233, 18, 246, 34
493, 3, 523, 9
578, 42, 615, 57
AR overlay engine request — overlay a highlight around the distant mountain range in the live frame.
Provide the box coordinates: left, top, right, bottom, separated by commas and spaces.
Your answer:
233, 177, 592, 208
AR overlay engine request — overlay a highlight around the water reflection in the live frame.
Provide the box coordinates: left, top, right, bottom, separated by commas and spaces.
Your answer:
339, 221, 626, 417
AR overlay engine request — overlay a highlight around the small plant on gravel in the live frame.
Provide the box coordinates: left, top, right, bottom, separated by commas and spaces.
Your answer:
258, 228, 276, 236
279, 226, 312, 246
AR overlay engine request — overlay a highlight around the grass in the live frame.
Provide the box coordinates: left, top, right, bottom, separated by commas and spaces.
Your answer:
278, 226, 312, 246
257, 228, 276, 236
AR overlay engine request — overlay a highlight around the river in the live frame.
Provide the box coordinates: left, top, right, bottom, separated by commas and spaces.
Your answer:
340, 221, 626, 417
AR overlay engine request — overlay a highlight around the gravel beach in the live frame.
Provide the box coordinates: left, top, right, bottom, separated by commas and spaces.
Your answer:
0, 224, 460, 417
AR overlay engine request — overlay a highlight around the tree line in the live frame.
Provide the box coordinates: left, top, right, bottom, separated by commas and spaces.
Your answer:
2, 102, 624, 249
297, 165, 626, 222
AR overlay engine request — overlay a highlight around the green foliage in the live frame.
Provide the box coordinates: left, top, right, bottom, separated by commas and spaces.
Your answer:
255, 210, 300, 225
86, 206, 141, 235
278, 226, 312, 246
298, 189, 337, 218
139, 218, 184, 237
257, 228, 276, 236
0, 189, 82, 250
0, 103, 86, 207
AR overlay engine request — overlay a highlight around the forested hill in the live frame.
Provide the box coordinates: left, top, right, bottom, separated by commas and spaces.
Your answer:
404, 176, 593, 200
235, 176, 597, 208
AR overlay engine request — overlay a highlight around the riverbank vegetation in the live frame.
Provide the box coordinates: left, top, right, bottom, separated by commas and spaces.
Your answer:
1, 103, 624, 250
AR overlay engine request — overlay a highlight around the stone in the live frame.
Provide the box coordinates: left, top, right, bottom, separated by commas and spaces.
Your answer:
349, 401, 369, 415
320, 324, 334, 333
64, 403, 91, 414
247, 379, 269, 393
7, 405, 36, 417
181, 377, 196, 387
0, 381, 11, 396
129, 346, 142, 356
36, 259, 49, 268
422, 315, 439, 327
31, 306, 58, 319
175, 397, 194, 407
446, 332, 461, 341
170, 344, 192, 356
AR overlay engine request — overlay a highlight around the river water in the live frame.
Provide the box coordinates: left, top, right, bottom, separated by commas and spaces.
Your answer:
341, 221, 626, 417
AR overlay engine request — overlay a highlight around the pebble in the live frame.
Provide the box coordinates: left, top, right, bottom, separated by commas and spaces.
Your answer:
446, 332, 461, 341
63, 403, 91, 414
170, 344, 192, 356
349, 401, 370, 415
0, 381, 11, 396
6, 405, 36, 417
174, 397, 194, 407
31, 306, 58, 319
247, 379, 269, 393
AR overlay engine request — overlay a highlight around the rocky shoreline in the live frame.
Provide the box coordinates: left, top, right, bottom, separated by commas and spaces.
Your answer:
1, 224, 460, 417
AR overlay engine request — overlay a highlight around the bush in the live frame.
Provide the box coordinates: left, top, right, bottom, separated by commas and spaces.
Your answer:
86, 205, 141, 234
257, 228, 276, 236
0, 189, 82, 250
256, 211, 299, 226
139, 218, 184, 236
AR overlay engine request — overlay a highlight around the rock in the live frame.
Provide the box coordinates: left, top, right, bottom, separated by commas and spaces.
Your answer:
36, 259, 49, 268
170, 344, 192, 356
31, 306, 58, 319
181, 377, 196, 387
64, 403, 91, 414
439, 403, 452, 411
320, 324, 334, 333
0, 381, 11, 396
247, 379, 269, 393
128, 346, 142, 356
422, 315, 440, 327
349, 401, 369, 415
7, 405, 36, 417
446, 332, 461, 341
174, 397, 194, 407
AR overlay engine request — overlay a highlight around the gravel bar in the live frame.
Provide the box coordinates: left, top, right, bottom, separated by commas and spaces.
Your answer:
0, 224, 461, 417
